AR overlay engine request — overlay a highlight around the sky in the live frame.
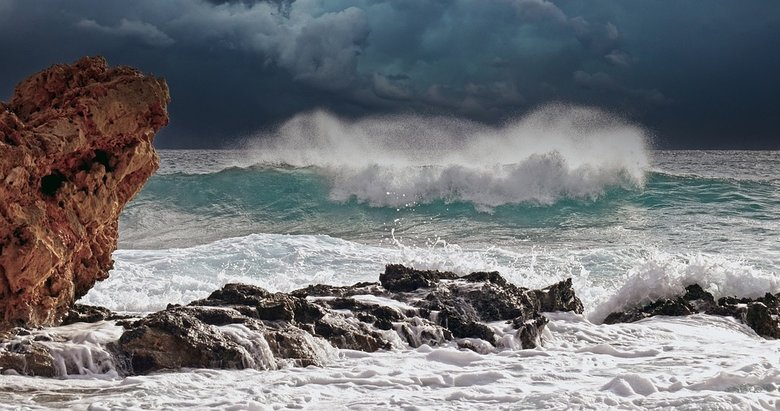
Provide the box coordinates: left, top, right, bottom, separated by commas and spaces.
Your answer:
0, 0, 778, 149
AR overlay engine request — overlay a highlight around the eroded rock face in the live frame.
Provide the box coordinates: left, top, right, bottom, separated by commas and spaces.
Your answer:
604, 284, 780, 339
0, 57, 169, 328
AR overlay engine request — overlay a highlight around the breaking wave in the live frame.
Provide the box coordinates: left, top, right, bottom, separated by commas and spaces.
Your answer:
238, 105, 650, 208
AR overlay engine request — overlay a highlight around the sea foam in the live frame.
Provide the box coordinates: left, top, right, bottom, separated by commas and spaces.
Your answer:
241, 105, 650, 208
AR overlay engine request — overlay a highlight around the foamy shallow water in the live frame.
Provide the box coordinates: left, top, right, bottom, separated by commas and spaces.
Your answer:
0, 233, 774, 410
2, 314, 779, 410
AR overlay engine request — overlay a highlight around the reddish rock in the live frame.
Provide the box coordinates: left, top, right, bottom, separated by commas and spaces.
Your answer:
0, 57, 169, 328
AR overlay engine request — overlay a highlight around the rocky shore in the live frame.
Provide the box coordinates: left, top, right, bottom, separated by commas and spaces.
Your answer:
0, 264, 583, 376
1, 58, 779, 381
2, 263, 779, 378
604, 283, 780, 338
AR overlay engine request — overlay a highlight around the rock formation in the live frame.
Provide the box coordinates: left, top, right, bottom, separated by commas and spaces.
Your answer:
0, 57, 169, 328
0, 265, 583, 376
604, 284, 780, 338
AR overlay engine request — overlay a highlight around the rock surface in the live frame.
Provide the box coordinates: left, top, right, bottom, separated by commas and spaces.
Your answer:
0, 57, 169, 328
604, 284, 780, 338
114, 265, 582, 374
0, 265, 583, 376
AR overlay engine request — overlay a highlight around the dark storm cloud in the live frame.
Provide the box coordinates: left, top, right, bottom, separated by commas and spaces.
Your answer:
0, 0, 778, 148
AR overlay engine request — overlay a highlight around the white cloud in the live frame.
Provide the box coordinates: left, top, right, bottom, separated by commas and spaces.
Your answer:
77, 18, 174, 47
605, 49, 632, 66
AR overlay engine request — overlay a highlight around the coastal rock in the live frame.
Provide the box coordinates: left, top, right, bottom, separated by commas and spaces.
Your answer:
379, 264, 459, 292
0, 265, 583, 376
604, 284, 780, 339
0, 338, 55, 377
109, 265, 582, 375
61, 304, 127, 325
528, 277, 585, 313
116, 307, 263, 374
0, 57, 169, 328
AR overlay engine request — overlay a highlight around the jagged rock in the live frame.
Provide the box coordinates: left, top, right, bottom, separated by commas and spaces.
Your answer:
116, 307, 252, 374
380, 264, 458, 292
528, 278, 585, 314
3, 264, 583, 376
192, 284, 327, 324
199, 283, 272, 306
0, 57, 169, 328
416, 272, 556, 348
313, 314, 392, 351
290, 282, 382, 298
745, 303, 780, 339
603, 284, 714, 324
604, 284, 780, 339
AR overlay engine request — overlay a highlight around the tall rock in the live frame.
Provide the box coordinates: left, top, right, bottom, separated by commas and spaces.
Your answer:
0, 57, 169, 328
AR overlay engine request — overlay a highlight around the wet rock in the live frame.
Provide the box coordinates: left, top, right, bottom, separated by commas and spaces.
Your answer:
0, 339, 55, 377
603, 284, 714, 324
116, 307, 252, 374
0, 57, 169, 328
61, 304, 128, 325
313, 315, 392, 351
380, 264, 458, 292
290, 282, 382, 298
604, 284, 780, 339
528, 278, 585, 314
197, 283, 272, 306
409, 269, 581, 348
193, 285, 326, 324
5, 264, 584, 376
514, 316, 549, 349
604, 297, 694, 324
745, 302, 780, 339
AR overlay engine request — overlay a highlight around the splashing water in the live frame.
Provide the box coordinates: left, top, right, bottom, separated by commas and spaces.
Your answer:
240, 105, 650, 208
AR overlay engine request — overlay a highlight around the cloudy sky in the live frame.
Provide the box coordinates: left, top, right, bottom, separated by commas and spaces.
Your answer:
1, 0, 778, 148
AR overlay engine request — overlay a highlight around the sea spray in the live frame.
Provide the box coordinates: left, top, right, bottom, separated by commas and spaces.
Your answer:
240, 105, 650, 208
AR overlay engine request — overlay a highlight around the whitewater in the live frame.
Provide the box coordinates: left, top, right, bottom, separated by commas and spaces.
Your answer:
2, 107, 780, 410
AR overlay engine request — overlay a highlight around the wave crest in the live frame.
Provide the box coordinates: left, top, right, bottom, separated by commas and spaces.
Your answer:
242, 105, 650, 208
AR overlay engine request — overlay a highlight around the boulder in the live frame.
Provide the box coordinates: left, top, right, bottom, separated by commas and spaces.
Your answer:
0, 57, 169, 328
0, 337, 55, 377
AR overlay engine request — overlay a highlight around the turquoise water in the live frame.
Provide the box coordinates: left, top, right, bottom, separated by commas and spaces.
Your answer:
120, 151, 780, 270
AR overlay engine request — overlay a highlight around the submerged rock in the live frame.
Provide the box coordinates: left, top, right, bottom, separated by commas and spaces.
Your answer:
604, 284, 780, 339
0, 57, 169, 328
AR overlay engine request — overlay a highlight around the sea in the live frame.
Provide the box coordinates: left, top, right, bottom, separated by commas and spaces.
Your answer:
2, 107, 779, 409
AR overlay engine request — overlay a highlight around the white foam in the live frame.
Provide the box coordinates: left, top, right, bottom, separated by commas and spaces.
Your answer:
2, 314, 780, 409
589, 251, 780, 322
241, 106, 650, 208
83, 233, 780, 328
